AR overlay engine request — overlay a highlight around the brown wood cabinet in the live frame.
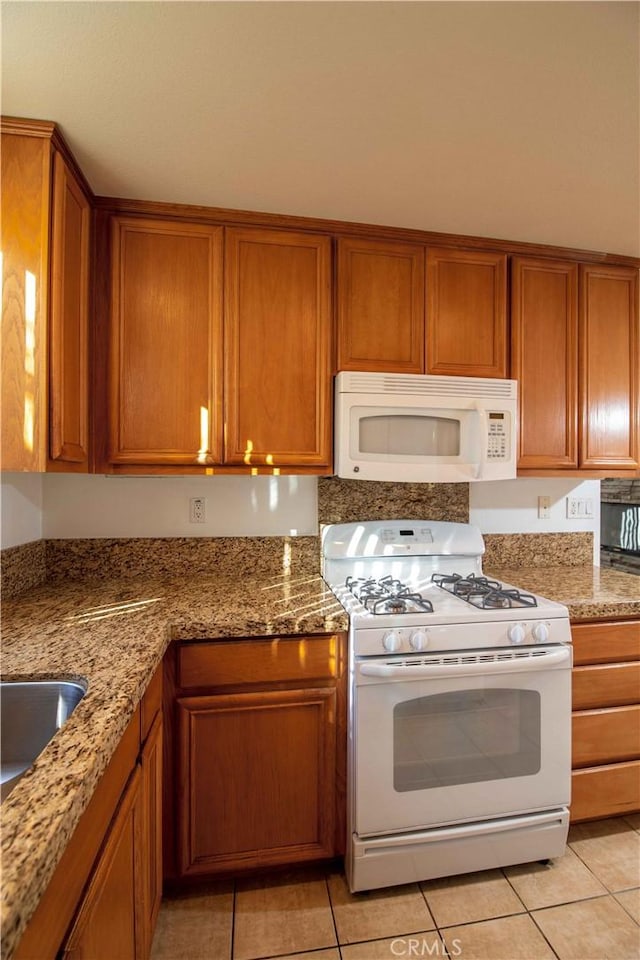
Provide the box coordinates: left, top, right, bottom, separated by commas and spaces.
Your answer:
224, 227, 332, 469
336, 237, 425, 373
108, 218, 223, 466
1, 119, 91, 472
164, 634, 346, 881
426, 248, 508, 378
570, 619, 640, 822
513, 258, 639, 474
62, 767, 142, 960
579, 265, 639, 470
14, 667, 163, 960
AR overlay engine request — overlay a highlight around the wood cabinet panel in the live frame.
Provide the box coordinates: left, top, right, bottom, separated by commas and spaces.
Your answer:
572, 705, 640, 767
579, 265, 639, 470
49, 150, 90, 467
177, 687, 336, 875
572, 620, 640, 666
571, 761, 640, 822
1, 132, 50, 471
572, 662, 640, 710
62, 767, 142, 960
139, 712, 163, 959
511, 258, 578, 468
109, 218, 223, 465
178, 636, 340, 689
426, 248, 507, 378
224, 227, 332, 468
336, 237, 425, 373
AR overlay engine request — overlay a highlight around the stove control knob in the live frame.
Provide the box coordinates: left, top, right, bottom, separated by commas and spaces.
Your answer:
409, 630, 428, 651
508, 623, 526, 645
382, 631, 402, 652
532, 622, 550, 644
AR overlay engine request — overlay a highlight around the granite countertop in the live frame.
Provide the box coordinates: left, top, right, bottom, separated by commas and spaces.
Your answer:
486, 564, 640, 621
0, 570, 348, 960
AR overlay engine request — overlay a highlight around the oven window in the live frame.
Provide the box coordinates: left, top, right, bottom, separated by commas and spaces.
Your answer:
393, 689, 541, 792
359, 415, 460, 457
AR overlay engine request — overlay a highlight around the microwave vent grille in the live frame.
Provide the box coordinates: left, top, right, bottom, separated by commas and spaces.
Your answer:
337, 372, 517, 400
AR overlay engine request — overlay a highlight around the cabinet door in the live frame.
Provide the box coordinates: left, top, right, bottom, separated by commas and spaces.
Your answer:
426, 248, 507, 378
49, 150, 90, 468
579, 265, 639, 470
109, 218, 223, 465
177, 687, 336, 876
511, 258, 579, 468
336, 237, 425, 373
62, 767, 142, 960
224, 228, 332, 468
1, 130, 50, 471
139, 712, 163, 959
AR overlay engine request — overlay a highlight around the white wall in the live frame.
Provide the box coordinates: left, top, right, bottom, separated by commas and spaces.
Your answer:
1, 474, 44, 548
470, 478, 601, 562
42, 474, 318, 539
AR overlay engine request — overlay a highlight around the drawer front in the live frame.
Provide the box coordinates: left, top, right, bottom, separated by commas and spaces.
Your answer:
572, 662, 640, 709
572, 705, 640, 767
570, 761, 640, 822
178, 636, 340, 689
572, 620, 640, 666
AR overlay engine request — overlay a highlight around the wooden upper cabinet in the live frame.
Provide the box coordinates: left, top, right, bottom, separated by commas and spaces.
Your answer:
49, 150, 91, 468
109, 218, 223, 465
224, 227, 332, 469
336, 237, 425, 373
426, 248, 508, 378
579, 265, 639, 470
511, 257, 579, 469
1, 121, 90, 472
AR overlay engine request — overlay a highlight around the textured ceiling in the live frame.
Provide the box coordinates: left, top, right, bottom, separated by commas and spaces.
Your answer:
2, 1, 639, 254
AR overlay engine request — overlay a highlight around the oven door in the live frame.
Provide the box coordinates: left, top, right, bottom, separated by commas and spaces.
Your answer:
353, 646, 572, 837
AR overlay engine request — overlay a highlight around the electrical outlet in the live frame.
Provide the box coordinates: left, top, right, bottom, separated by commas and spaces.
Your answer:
538, 496, 551, 520
189, 497, 206, 523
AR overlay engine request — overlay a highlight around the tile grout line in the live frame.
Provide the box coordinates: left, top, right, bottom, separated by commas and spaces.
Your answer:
567, 833, 640, 898
325, 873, 344, 958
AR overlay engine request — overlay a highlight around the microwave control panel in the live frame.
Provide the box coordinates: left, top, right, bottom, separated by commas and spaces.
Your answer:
487, 412, 509, 460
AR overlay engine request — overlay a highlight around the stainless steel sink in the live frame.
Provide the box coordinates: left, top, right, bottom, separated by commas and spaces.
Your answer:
1, 680, 87, 801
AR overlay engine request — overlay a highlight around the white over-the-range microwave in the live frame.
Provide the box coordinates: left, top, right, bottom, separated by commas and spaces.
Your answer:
334, 371, 518, 483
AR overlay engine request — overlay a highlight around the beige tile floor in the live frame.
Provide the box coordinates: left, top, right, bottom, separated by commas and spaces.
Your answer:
151, 816, 640, 960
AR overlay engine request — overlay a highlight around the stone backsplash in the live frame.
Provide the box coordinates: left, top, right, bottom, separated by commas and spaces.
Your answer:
483, 532, 593, 569
317, 477, 468, 524
1, 540, 47, 600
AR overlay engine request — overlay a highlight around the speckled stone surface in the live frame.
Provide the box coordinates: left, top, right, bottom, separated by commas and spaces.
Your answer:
1, 540, 47, 599
317, 477, 468, 524
45, 535, 321, 582
483, 532, 593, 568
486, 564, 640, 621
0, 569, 347, 960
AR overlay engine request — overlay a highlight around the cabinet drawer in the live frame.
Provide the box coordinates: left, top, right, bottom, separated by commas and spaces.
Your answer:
572, 620, 640, 665
572, 705, 640, 767
572, 662, 640, 709
570, 761, 640, 822
178, 636, 340, 689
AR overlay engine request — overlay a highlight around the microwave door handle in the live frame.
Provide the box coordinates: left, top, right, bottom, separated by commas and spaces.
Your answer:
472, 404, 489, 479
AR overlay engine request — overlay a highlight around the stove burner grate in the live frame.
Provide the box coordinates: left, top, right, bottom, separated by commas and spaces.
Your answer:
345, 575, 434, 615
431, 573, 537, 610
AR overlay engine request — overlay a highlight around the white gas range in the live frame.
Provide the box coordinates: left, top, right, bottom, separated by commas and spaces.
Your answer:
322, 520, 573, 893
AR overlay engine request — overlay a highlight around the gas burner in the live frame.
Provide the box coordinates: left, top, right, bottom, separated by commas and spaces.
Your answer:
432, 573, 537, 610
345, 575, 434, 615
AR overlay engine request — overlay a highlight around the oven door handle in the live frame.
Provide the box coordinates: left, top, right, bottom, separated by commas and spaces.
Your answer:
359, 646, 571, 679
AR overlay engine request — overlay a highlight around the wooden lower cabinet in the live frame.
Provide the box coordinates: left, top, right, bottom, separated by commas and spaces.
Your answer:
178, 688, 336, 875
164, 634, 346, 882
570, 619, 640, 822
62, 767, 142, 960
